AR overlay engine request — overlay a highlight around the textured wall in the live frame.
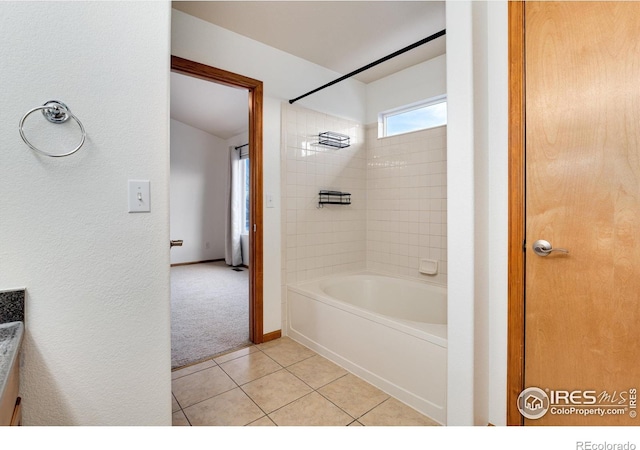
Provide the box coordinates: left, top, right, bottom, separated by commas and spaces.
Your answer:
0, 2, 171, 425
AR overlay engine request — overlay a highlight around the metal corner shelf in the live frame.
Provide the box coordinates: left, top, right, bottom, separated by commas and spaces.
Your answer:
318, 132, 350, 149
318, 190, 351, 208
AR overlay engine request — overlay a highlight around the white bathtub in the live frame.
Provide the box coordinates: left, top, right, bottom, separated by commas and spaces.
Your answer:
287, 272, 447, 424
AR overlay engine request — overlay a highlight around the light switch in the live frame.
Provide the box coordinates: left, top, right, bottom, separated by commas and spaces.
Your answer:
128, 180, 150, 213
266, 193, 275, 208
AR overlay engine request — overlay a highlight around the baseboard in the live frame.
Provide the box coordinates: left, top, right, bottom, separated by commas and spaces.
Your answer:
171, 259, 225, 267
262, 330, 282, 343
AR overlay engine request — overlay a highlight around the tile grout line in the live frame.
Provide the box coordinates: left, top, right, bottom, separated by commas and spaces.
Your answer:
312, 378, 382, 423
276, 348, 388, 423
173, 338, 434, 426
277, 340, 432, 424
219, 345, 288, 425
215, 344, 352, 424
173, 344, 266, 424
265, 390, 332, 425
236, 346, 311, 425
261, 356, 359, 425
177, 359, 254, 417
235, 343, 353, 425
171, 393, 192, 426
352, 397, 392, 423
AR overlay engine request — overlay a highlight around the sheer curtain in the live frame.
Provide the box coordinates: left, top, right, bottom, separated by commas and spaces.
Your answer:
225, 145, 248, 266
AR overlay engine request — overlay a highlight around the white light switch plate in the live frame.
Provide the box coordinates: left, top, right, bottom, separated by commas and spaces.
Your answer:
128, 180, 150, 213
266, 193, 275, 208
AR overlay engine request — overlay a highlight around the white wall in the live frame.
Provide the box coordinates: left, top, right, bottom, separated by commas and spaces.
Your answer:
226, 131, 250, 156
485, 1, 509, 427
446, 1, 476, 426
0, 1, 171, 425
472, 1, 490, 426
365, 54, 447, 125
171, 9, 367, 334
170, 119, 228, 264
446, 0, 509, 426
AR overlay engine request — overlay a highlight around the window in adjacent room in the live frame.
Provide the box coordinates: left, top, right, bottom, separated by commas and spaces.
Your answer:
379, 95, 447, 138
240, 155, 250, 234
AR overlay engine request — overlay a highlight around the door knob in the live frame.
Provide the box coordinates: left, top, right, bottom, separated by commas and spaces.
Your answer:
170, 240, 183, 248
532, 239, 569, 257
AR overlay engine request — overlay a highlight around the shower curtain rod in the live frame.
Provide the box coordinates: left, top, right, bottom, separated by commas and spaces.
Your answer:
288, 28, 446, 105
235, 143, 249, 150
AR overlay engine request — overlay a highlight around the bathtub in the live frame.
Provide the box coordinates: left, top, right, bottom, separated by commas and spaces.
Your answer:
287, 272, 447, 424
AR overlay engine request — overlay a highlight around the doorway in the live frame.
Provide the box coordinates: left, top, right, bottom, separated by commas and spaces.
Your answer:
508, 2, 640, 425
170, 56, 264, 368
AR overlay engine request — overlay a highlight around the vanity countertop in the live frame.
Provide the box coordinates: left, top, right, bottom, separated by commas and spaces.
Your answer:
0, 321, 23, 406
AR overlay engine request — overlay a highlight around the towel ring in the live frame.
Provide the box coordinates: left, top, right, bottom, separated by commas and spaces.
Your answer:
19, 101, 86, 157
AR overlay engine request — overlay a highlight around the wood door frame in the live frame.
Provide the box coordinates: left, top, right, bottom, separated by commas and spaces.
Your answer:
170, 55, 265, 344
507, 1, 526, 426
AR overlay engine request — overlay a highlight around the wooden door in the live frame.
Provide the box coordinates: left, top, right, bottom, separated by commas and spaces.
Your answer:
170, 56, 265, 344
523, 2, 640, 426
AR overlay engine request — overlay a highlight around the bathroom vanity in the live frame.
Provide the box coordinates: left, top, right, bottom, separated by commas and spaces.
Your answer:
0, 289, 25, 426
0, 321, 23, 425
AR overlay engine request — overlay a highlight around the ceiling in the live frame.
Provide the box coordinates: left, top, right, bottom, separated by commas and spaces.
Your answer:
172, 1, 446, 84
171, 72, 248, 139
170, 1, 446, 138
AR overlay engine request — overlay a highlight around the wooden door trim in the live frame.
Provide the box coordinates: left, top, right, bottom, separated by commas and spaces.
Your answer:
170, 56, 265, 344
507, 1, 525, 426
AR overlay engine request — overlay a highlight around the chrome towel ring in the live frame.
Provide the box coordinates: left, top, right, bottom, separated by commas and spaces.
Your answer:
19, 100, 86, 157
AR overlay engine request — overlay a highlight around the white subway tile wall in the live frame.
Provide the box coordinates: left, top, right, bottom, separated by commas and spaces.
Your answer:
280, 104, 447, 326
280, 103, 367, 282
365, 125, 447, 285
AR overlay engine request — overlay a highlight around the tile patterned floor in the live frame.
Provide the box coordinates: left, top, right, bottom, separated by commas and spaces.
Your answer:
171, 337, 439, 426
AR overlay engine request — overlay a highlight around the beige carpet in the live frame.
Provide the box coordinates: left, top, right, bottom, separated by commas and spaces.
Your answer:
171, 261, 250, 369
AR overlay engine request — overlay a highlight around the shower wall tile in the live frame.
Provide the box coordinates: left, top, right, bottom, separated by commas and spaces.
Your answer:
366, 125, 447, 285
280, 104, 367, 326
280, 106, 448, 332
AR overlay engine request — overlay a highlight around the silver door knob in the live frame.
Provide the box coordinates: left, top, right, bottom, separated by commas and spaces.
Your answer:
170, 240, 183, 248
532, 239, 569, 257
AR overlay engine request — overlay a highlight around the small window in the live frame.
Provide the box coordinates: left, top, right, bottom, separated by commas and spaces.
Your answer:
379, 95, 447, 138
